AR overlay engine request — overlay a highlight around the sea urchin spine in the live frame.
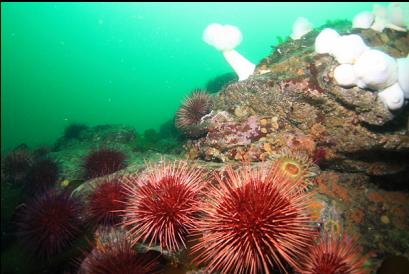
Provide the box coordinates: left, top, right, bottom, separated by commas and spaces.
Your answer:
82, 148, 127, 179
87, 176, 127, 226
16, 189, 83, 258
297, 233, 367, 274
122, 160, 206, 253
78, 226, 160, 274
26, 158, 60, 192
175, 90, 213, 138
2, 149, 33, 183
191, 164, 316, 274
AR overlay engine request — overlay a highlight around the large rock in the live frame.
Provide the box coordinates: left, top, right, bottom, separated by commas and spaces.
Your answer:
54, 124, 137, 151
186, 28, 409, 178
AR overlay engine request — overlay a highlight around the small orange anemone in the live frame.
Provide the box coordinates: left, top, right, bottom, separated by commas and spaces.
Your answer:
273, 148, 320, 191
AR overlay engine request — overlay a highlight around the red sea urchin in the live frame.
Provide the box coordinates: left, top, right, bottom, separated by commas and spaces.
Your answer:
191, 164, 316, 274
16, 189, 83, 258
88, 177, 127, 226
122, 161, 206, 253
78, 226, 160, 274
83, 148, 127, 179
175, 90, 213, 138
297, 233, 367, 274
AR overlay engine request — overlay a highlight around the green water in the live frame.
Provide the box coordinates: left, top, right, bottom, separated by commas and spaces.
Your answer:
1, 2, 382, 153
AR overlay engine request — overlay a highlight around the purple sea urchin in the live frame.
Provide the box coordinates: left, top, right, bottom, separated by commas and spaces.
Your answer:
26, 158, 60, 192
16, 189, 83, 258
82, 148, 127, 179
2, 149, 33, 183
175, 90, 213, 138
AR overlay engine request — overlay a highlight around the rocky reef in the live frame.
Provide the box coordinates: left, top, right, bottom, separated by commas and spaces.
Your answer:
1, 21, 409, 274
180, 25, 409, 272
186, 27, 409, 179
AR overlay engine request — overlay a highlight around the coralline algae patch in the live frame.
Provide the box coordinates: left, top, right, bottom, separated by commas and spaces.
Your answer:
366, 190, 409, 230
186, 112, 319, 163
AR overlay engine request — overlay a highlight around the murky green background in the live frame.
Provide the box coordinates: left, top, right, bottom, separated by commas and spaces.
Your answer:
1, 2, 382, 153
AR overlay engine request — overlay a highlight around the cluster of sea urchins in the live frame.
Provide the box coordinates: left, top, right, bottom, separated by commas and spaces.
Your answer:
119, 157, 367, 274
175, 90, 213, 138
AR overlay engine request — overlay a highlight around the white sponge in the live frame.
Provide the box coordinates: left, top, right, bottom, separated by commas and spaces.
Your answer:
353, 49, 398, 90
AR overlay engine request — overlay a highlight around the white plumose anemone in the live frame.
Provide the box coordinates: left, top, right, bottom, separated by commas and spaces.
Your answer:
352, 11, 375, 29
334, 64, 357, 87
314, 28, 340, 54
331, 34, 368, 64
387, 2, 409, 28
351, 3, 408, 32
397, 57, 409, 99
371, 3, 407, 32
203, 23, 242, 51
290, 17, 313, 40
315, 27, 406, 111
378, 83, 405, 110
203, 23, 255, 81
353, 49, 398, 90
